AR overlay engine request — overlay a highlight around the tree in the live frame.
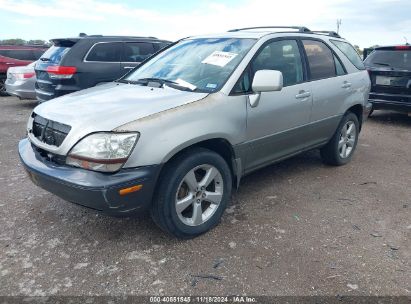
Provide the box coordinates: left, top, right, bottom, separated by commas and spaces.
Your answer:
28, 39, 48, 46
353, 45, 363, 56
0, 38, 26, 45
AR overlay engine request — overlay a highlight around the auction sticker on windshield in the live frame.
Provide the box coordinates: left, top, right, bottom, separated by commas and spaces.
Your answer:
202, 51, 238, 67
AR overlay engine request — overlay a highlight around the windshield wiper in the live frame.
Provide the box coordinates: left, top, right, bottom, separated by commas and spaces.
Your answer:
373, 62, 391, 67
133, 77, 197, 91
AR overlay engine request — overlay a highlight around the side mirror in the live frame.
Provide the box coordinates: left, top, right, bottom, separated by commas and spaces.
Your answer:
252, 70, 283, 93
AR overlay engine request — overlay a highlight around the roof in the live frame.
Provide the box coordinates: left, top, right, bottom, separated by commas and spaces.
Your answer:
188, 26, 344, 40
51, 35, 170, 44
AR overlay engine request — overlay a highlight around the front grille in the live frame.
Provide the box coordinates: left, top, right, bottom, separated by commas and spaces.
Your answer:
31, 113, 71, 147
32, 144, 66, 165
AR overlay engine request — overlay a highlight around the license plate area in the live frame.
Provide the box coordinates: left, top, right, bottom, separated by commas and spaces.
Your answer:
375, 75, 410, 87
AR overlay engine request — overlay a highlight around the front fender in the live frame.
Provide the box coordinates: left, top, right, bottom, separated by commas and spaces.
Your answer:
116, 92, 248, 168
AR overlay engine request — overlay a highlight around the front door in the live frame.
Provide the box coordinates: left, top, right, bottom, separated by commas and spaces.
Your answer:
241, 39, 313, 172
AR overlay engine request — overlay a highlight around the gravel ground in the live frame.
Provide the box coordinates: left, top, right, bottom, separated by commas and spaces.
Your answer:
0, 96, 410, 297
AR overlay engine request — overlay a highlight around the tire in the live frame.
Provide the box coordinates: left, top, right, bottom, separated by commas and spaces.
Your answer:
0, 78, 9, 96
150, 147, 232, 239
320, 112, 359, 166
368, 106, 374, 117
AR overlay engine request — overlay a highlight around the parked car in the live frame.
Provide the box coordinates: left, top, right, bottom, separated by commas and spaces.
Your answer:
5, 61, 37, 99
19, 26, 371, 238
35, 35, 171, 102
0, 45, 47, 95
364, 45, 411, 115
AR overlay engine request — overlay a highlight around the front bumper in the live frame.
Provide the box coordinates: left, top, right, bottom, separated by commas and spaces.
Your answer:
18, 139, 161, 216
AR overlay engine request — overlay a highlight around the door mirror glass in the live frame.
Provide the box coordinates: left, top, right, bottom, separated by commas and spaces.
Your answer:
252, 70, 283, 92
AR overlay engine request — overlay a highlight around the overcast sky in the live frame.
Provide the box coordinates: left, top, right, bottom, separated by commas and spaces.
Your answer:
0, 0, 410, 48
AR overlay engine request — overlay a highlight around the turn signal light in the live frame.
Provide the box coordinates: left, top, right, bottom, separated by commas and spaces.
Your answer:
119, 185, 143, 196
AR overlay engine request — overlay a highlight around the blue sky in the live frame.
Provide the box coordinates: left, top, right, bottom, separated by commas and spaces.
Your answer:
0, 0, 410, 48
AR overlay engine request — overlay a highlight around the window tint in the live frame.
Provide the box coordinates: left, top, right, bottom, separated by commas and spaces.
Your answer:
123, 42, 155, 62
253, 40, 303, 87
303, 40, 336, 80
334, 55, 346, 76
364, 50, 411, 70
40, 46, 70, 64
331, 40, 365, 70
86, 43, 121, 62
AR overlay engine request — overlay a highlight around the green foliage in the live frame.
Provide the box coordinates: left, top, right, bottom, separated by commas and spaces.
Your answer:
0, 38, 50, 46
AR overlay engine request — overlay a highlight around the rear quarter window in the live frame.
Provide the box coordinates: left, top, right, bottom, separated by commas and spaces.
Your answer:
85, 42, 122, 62
331, 40, 365, 70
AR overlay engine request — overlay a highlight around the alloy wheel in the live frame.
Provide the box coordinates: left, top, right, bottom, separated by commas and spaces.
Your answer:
175, 164, 224, 226
338, 120, 356, 158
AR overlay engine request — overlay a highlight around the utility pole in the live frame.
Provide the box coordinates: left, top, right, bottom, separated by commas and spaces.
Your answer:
336, 19, 342, 34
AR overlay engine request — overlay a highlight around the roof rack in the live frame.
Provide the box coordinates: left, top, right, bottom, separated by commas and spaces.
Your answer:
227, 26, 343, 38
228, 26, 311, 33
309, 31, 341, 38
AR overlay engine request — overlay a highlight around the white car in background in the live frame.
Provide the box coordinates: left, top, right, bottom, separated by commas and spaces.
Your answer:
5, 61, 37, 100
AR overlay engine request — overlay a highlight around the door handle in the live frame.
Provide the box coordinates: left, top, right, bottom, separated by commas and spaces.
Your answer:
123, 66, 134, 69
295, 90, 311, 99
5, 62, 14, 65
341, 81, 352, 89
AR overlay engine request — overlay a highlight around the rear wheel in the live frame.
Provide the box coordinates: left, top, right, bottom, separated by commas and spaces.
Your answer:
150, 148, 232, 239
320, 112, 359, 166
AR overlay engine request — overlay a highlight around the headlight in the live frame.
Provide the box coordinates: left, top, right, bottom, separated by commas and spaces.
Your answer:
66, 132, 139, 172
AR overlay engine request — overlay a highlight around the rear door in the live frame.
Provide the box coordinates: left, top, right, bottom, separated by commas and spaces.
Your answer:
302, 39, 353, 145
365, 47, 411, 101
120, 42, 155, 75
82, 42, 122, 85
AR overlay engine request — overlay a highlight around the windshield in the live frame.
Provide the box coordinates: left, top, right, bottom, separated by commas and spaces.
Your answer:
124, 38, 256, 93
365, 50, 411, 70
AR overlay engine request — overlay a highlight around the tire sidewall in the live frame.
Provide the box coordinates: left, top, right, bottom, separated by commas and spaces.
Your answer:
162, 151, 232, 237
334, 113, 360, 165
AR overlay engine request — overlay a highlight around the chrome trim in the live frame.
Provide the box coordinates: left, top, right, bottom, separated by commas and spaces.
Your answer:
83, 41, 160, 64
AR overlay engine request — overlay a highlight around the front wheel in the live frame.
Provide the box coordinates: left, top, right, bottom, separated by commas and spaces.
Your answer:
320, 112, 359, 166
150, 148, 232, 239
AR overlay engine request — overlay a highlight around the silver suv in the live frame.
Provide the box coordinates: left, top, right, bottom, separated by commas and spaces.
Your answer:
19, 26, 371, 238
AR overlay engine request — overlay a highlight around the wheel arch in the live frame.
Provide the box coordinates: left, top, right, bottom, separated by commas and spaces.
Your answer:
346, 104, 363, 131
161, 137, 241, 188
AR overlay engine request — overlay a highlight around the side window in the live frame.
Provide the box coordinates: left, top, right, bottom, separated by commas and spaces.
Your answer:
334, 55, 346, 76
330, 40, 365, 70
86, 42, 122, 62
302, 40, 336, 80
123, 42, 155, 62
232, 40, 304, 94
252, 40, 304, 87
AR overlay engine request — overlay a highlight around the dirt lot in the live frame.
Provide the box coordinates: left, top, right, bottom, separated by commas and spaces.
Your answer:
0, 96, 410, 297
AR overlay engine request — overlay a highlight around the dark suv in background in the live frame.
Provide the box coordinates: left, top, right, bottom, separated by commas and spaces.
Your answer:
0, 45, 47, 95
365, 45, 411, 114
35, 35, 170, 102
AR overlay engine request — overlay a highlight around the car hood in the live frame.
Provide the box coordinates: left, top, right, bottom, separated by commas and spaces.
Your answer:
34, 82, 208, 129
30, 82, 209, 154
